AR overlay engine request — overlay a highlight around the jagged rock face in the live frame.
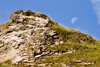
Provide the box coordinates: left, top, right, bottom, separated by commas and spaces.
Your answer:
0, 10, 62, 64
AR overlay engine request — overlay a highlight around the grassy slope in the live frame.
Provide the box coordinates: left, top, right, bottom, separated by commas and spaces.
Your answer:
0, 15, 100, 67
34, 19, 100, 67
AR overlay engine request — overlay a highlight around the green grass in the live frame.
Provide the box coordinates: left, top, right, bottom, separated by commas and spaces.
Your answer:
0, 22, 10, 28
35, 44, 100, 66
48, 19, 96, 45
33, 19, 100, 67
0, 60, 33, 67
14, 10, 23, 14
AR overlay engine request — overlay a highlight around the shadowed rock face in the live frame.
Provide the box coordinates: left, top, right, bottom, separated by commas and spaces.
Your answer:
10, 10, 35, 23
0, 10, 63, 64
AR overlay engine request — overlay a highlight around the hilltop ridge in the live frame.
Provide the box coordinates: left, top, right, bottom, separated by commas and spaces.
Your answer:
0, 10, 100, 67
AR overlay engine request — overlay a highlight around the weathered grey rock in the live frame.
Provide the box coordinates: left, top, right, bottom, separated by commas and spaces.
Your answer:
76, 60, 82, 63
23, 53, 27, 56
60, 41, 63, 44
12, 56, 23, 64
55, 41, 59, 45
80, 62, 94, 65
0, 10, 62, 64
61, 63, 69, 67
11, 14, 23, 23
38, 63, 47, 66
35, 55, 42, 58
42, 51, 49, 56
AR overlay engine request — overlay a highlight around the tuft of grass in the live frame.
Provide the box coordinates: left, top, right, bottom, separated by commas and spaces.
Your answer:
4, 60, 11, 64
36, 13, 47, 19
14, 10, 23, 14
0, 22, 10, 28
27, 42, 32, 47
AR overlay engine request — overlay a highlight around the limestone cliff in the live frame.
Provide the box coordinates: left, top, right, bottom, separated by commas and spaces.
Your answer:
0, 10, 63, 64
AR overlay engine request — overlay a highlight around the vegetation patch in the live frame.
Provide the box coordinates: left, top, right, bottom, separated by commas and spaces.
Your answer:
48, 19, 97, 45
0, 21, 10, 29
14, 10, 23, 14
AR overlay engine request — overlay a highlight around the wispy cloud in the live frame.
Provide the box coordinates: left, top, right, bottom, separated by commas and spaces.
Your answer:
90, 0, 100, 25
71, 17, 78, 24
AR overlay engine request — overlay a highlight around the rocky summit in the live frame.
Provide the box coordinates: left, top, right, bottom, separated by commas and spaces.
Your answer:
0, 10, 63, 64
0, 10, 62, 63
0, 10, 100, 67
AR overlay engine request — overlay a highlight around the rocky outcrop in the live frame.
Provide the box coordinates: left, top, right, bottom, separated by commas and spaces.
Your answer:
0, 10, 64, 64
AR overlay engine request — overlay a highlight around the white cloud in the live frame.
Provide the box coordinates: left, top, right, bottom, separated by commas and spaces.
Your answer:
71, 17, 78, 24
90, 0, 100, 25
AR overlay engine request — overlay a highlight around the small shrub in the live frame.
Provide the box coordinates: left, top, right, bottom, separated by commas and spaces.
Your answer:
14, 10, 23, 14
0, 62, 2, 66
27, 42, 32, 47
4, 60, 12, 64
0, 22, 10, 28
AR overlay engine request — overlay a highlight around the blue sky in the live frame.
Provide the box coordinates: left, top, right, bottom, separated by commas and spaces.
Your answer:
0, 0, 100, 40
